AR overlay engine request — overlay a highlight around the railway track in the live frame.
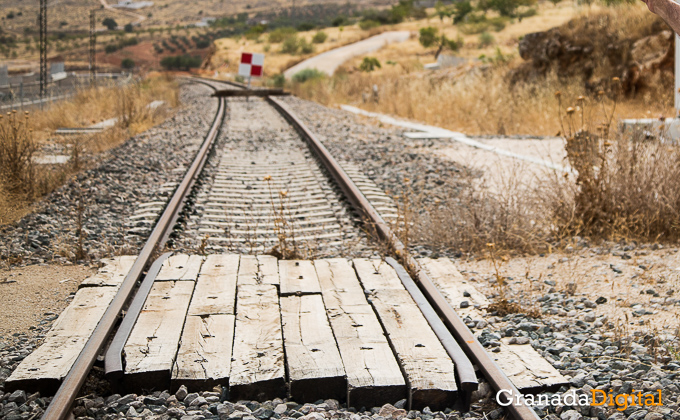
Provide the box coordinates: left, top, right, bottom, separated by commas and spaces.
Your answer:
6, 77, 559, 420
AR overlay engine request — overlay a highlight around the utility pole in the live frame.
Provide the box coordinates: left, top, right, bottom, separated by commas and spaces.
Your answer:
90, 10, 97, 87
39, 0, 47, 102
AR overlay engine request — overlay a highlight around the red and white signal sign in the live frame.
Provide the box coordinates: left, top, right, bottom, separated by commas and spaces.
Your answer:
238, 52, 264, 78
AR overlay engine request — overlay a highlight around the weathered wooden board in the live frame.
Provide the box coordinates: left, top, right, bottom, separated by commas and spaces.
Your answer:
418, 257, 490, 311
79, 256, 137, 287
279, 260, 321, 296
237, 255, 279, 285
5, 287, 119, 394
229, 284, 286, 401
156, 254, 204, 281
172, 314, 235, 391
124, 281, 195, 392
280, 295, 346, 402
355, 260, 458, 410
314, 259, 406, 408
418, 257, 569, 392
188, 254, 239, 316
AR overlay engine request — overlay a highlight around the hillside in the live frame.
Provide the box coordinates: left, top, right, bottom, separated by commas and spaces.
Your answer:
0, 0, 392, 34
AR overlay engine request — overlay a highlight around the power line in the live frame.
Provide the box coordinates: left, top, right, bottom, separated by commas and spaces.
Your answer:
39, 0, 47, 102
90, 10, 97, 87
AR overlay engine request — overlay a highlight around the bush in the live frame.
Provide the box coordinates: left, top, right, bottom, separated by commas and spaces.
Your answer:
297, 22, 315, 31
270, 73, 286, 88
281, 35, 300, 54
121, 58, 135, 69
292, 68, 326, 83
102, 17, 118, 30
268, 27, 297, 43
124, 23, 134, 32
359, 20, 381, 31
419, 27, 439, 48
453, 1, 473, 23
312, 31, 327, 44
359, 57, 381, 72
479, 31, 495, 47
160, 54, 202, 70
332, 16, 348, 26
105, 44, 118, 54
299, 38, 314, 54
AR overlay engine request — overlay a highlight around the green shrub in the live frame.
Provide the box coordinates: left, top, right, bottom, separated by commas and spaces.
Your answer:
297, 22, 315, 31
479, 31, 495, 47
359, 20, 381, 30
121, 58, 135, 69
292, 68, 326, 83
160, 54, 202, 70
359, 57, 381, 72
419, 27, 439, 48
269, 27, 297, 43
517, 7, 537, 19
105, 44, 118, 54
312, 31, 327, 44
281, 35, 300, 54
299, 38, 314, 54
270, 73, 286, 88
453, 1, 473, 23
124, 23, 134, 32
102, 17, 118, 30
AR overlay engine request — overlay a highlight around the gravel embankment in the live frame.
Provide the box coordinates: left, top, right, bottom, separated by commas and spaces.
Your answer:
0, 82, 218, 266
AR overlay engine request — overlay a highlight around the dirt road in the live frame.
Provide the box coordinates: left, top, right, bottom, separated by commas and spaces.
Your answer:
284, 31, 411, 78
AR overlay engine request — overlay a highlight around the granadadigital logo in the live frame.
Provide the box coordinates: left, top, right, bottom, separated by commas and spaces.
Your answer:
496, 389, 663, 411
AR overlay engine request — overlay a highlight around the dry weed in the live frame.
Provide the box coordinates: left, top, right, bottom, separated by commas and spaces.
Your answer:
0, 75, 179, 227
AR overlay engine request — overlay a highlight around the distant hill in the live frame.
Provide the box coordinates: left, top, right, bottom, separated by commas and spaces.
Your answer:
0, 0, 393, 35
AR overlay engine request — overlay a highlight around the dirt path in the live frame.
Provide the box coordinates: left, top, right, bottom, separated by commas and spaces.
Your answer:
284, 31, 411, 78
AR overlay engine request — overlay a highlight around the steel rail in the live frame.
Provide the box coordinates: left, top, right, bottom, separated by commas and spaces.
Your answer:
266, 96, 540, 420
42, 82, 226, 420
103, 252, 172, 380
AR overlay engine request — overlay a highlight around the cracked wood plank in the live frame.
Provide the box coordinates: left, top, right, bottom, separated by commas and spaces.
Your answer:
229, 284, 286, 400
156, 254, 204, 281
281, 294, 346, 402
354, 259, 457, 410
188, 254, 239, 316
5, 287, 120, 394
237, 255, 279, 285
123, 280, 195, 392
314, 258, 406, 408
279, 260, 321, 296
418, 257, 569, 392
79, 256, 137, 287
172, 314, 235, 391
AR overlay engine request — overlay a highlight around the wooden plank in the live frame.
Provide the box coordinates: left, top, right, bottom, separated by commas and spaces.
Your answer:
280, 295, 346, 402
419, 257, 569, 392
314, 259, 406, 408
79, 256, 137, 287
418, 257, 490, 310
156, 254, 204, 281
188, 254, 239, 316
354, 260, 457, 410
237, 255, 279, 285
279, 260, 321, 296
172, 314, 235, 391
5, 287, 119, 394
123, 281, 195, 392
229, 284, 286, 401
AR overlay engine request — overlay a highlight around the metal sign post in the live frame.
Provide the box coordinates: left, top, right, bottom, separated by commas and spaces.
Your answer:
238, 52, 265, 109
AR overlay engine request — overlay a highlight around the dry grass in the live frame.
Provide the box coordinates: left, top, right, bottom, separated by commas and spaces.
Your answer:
0, 75, 179, 226
409, 88, 680, 256
290, 4, 673, 136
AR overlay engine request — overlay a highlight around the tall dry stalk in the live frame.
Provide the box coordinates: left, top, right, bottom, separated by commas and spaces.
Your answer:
0, 110, 37, 196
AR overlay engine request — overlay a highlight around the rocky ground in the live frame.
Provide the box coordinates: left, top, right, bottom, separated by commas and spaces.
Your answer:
1, 92, 679, 420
